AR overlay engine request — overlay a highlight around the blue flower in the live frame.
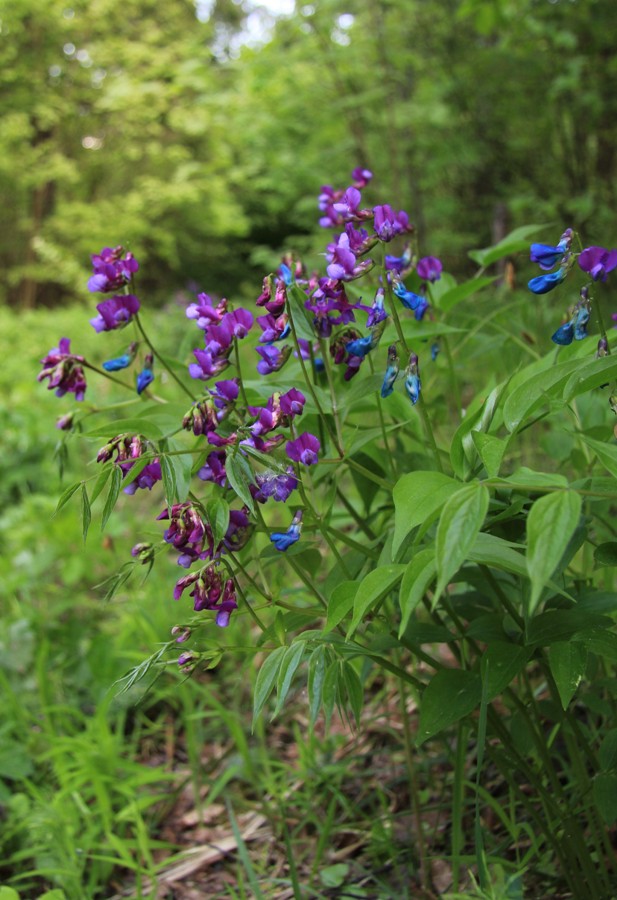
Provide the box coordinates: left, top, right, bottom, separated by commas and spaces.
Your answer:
270, 510, 303, 552
278, 263, 293, 285
136, 354, 154, 394
393, 280, 426, 311
404, 352, 421, 405
528, 268, 567, 294
381, 345, 399, 398
345, 335, 373, 358
551, 321, 574, 346
103, 354, 132, 372
574, 306, 590, 341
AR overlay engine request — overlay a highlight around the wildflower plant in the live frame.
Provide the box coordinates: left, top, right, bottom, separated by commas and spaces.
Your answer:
40, 173, 617, 896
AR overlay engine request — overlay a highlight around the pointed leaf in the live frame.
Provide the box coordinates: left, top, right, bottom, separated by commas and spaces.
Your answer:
253, 646, 287, 726
226, 452, 255, 513
471, 432, 506, 478
53, 480, 81, 516
526, 491, 582, 614
435, 483, 489, 601
341, 661, 363, 726
205, 496, 230, 549
548, 641, 587, 709
90, 464, 112, 504
101, 465, 123, 531
81, 483, 91, 541
326, 581, 358, 633
435, 275, 496, 312
347, 564, 406, 638
468, 224, 547, 268
160, 455, 177, 508
398, 549, 437, 637
308, 645, 327, 727
274, 642, 306, 716
482, 642, 531, 699
393, 471, 459, 557
417, 669, 482, 745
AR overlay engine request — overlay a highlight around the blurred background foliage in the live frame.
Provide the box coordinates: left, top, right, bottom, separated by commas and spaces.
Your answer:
1, 0, 617, 309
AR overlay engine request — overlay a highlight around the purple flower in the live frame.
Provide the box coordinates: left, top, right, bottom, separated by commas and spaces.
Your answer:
333, 186, 363, 220
528, 269, 567, 294
530, 229, 572, 270
189, 348, 230, 380
366, 287, 387, 327
385, 245, 413, 275
256, 345, 291, 375
198, 450, 227, 486
326, 232, 374, 282
90, 294, 140, 332
254, 467, 298, 503
225, 308, 254, 339
257, 312, 290, 343
38, 337, 87, 401
373, 205, 411, 242
174, 565, 238, 625
186, 292, 228, 328
416, 256, 443, 283
121, 460, 162, 494
88, 246, 139, 293
578, 246, 617, 282
351, 167, 372, 188
270, 510, 303, 552
279, 388, 306, 420
286, 432, 320, 466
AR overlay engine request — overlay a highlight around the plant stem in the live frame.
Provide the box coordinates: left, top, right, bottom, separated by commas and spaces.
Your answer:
134, 312, 197, 401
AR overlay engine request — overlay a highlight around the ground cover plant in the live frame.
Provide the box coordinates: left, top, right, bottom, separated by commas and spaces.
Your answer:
9, 166, 617, 898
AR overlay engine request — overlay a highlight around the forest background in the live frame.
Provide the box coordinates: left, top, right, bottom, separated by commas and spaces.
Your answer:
2, 0, 617, 897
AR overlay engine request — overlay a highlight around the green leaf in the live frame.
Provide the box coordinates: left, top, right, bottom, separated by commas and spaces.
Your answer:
274, 642, 305, 716
398, 549, 437, 637
166, 439, 193, 502
526, 491, 582, 614
90, 464, 112, 504
471, 432, 506, 478
347, 564, 406, 638
119, 454, 150, 490
252, 646, 287, 726
579, 435, 617, 480
468, 533, 527, 577
468, 224, 547, 268
548, 641, 587, 709
100, 465, 122, 531
325, 581, 358, 633
53, 480, 81, 516
0, 889, 21, 900
417, 669, 482, 745
434, 275, 496, 312
599, 730, 617, 771
526, 610, 613, 646
392, 471, 460, 558
205, 496, 230, 548
83, 418, 164, 440
595, 542, 617, 567
503, 358, 582, 432
501, 467, 568, 490
482, 642, 531, 699
308, 645, 327, 727
435, 483, 490, 601
322, 661, 339, 729
563, 354, 617, 402
593, 773, 617, 825
226, 452, 256, 513
341, 661, 363, 725
81, 483, 91, 541
159, 455, 177, 508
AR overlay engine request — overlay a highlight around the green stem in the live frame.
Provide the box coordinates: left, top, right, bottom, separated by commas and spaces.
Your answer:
233, 337, 250, 408
318, 337, 345, 453
416, 394, 444, 473
441, 334, 462, 418
335, 488, 378, 540
134, 312, 196, 401
368, 354, 395, 476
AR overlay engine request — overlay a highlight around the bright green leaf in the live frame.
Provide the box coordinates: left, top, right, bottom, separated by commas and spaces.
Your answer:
398, 549, 436, 637
347, 564, 406, 638
548, 641, 587, 708
435, 483, 490, 601
526, 491, 582, 614
392, 471, 459, 558
252, 646, 287, 726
